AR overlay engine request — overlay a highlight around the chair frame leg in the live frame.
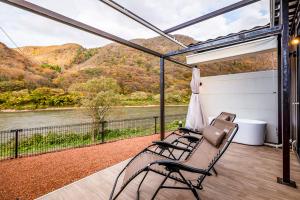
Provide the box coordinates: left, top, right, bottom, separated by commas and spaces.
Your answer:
151, 172, 172, 200
212, 167, 218, 176
137, 171, 149, 200
177, 171, 201, 200
150, 170, 201, 200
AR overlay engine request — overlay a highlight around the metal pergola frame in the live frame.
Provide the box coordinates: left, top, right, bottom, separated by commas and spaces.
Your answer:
0, 0, 297, 188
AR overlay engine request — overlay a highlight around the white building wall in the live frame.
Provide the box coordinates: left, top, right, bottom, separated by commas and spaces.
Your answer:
200, 70, 278, 143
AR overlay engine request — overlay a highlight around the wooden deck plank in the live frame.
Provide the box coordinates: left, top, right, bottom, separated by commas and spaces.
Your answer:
36, 144, 300, 200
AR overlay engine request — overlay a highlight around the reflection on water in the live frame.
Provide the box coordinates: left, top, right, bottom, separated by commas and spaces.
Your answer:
0, 106, 188, 130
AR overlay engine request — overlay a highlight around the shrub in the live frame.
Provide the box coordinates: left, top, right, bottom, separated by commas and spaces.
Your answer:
81, 68, 102, 77
0, 87, 81, 110
128, 91, 150, 101
72, 48, 98, 64
0, 80, 26, 92
166, 93, 182, 103
166, 120, 185, 131
19, 134, 44, 148
41, 63, 62, 73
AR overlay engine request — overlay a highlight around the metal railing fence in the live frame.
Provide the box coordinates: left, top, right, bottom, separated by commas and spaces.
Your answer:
0, 114, 186, 160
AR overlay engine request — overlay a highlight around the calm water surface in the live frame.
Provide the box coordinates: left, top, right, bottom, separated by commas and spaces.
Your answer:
0, 106, 188, 130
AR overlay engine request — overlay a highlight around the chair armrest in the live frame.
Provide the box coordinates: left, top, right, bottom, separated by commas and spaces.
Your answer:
156, 160, 211, 176
178, 127, 193, 133
152, 141, 191, 152
179, 135, 200, 143
178, 127, 202, 135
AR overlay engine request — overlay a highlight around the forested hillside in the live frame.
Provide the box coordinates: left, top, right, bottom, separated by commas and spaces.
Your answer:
0, 34, 275, 110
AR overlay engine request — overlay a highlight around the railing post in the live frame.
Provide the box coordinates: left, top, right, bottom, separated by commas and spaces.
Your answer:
154, 116, 158, 134
12, 129, 21, 159
15, 130, 18, 158
178, 120, 183, 128
101, 121, 106, 143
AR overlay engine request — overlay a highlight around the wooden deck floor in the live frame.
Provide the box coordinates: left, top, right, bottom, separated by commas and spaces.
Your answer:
36, 144, 300, 200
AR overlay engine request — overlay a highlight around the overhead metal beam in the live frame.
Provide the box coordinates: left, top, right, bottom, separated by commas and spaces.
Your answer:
289, 0, 300, 35
163, 0, 261, 34
270, 0, 275, 27
99, 0, 187, 48
164, 26, 282, 57
0, 0, 191, 69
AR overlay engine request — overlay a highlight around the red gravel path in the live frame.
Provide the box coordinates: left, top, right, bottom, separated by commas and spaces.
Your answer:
0, 134, 159, 200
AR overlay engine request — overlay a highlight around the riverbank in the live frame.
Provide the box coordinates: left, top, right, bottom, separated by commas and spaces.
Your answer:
0, 104, 188, 113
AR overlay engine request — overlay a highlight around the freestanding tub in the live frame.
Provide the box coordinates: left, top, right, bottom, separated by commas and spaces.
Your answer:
208, 117, 267, 145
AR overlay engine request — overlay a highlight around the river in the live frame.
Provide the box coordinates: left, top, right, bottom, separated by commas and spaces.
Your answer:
0, 105, 188, 131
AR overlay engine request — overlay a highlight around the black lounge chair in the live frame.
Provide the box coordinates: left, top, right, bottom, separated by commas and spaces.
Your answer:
110, 119, 238, 200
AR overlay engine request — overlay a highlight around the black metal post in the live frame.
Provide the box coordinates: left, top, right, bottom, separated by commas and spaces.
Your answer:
277, 35, 282, 145
297, 25, 300, 159
13, 129, 20, 158
160, 57, 165, 140
277, 0, 296, 188
101, 121, 106, 143
154, 116, 158, 134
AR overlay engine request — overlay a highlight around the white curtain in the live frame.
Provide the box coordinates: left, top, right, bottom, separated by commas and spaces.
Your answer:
185, 68, 206, 131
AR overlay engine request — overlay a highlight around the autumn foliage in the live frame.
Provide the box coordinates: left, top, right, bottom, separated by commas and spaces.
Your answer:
0, 34, 276, 110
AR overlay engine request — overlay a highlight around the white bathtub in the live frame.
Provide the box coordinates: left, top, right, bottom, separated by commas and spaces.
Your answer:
208, 117, 267, 145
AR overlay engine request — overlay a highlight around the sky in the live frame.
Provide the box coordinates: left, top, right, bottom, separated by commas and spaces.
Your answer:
0, 0, 270, 49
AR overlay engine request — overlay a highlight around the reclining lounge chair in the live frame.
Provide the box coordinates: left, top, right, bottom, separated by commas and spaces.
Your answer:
147, 112, 236, 161
164, 112, 236, 144
110, 119, 238, 200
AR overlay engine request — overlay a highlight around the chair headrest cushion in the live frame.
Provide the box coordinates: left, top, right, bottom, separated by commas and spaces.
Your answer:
218, 115, 231, 121
203, 125, 226, 147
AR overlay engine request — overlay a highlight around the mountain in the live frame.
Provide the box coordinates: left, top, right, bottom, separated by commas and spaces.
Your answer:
18, 43, 83, 69
73, 34, 196, 70
0, 42, 55, 91
52, 35, 196, 94
0, 34, 275, 96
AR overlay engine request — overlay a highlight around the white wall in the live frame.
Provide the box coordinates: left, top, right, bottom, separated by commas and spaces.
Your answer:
200, 70, 278, 143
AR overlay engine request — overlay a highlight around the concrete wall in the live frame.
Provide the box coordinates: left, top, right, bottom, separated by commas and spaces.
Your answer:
200, 70, 278, 143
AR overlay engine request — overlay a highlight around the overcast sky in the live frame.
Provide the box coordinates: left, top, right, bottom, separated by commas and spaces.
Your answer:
0, 0, 270, 48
